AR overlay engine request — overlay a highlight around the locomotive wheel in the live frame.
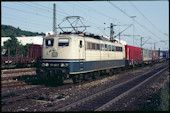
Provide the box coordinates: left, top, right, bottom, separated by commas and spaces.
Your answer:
109, 69, 114, 76
82, 74, 88, 81
57, 74, 63, 85
38, 71, 48, 80
91, 73, 96, 80
71, 75, 77, 84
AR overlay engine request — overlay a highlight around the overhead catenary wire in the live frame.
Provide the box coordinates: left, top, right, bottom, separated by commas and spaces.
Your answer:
76, 2, 134, 36
66, 2, 106, 27
30, 2, 71, 16
3, 16, 51, 28
18, 2, 67, 18
2, 11, 52, 25
108, 1, 162, 41
3, 19, 47, 32
26, 2, 107, 34
2, 5, 53, 19
129, 1, 167, 38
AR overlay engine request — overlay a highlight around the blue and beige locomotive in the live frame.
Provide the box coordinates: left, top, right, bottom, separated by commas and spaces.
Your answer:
37, 32, 125, 84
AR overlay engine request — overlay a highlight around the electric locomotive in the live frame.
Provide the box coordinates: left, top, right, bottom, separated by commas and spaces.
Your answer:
37, 32, 125, 84
36, 16, 125, 84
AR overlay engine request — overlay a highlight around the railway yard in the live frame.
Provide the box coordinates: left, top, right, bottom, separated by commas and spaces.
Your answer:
1, 60, 169, 111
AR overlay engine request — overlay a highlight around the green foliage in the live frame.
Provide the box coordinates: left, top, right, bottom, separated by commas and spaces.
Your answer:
3, 37, 34, 57
159, 85, 169, 111
1, 24, 44, 57
3, 35, 22, 57
1, 24, 45, 37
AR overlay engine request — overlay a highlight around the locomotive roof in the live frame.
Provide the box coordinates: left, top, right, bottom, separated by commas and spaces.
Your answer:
45, 33, 120, 44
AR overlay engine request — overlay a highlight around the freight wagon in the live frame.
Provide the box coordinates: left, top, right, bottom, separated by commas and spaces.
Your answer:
159, 50, 169, 61
125, 45, 142, 67
1, 44, 42, 67
141, 48, 152, 64
152, 50, 160, 62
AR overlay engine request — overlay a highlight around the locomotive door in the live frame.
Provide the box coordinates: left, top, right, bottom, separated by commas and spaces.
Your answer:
78, 39, 85, 71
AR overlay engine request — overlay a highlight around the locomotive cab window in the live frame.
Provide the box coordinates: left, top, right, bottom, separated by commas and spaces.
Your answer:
46, 39, 54, 46
58, 38, 69, 46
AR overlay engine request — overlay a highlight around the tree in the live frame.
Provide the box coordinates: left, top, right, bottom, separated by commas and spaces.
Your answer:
3, 34, 23, 57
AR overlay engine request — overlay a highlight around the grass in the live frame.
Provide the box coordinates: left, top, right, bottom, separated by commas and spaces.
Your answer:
1, 64, 16, 69
140, 83, 169, 111
159, 84, 169, 111
1, 63, 37, 69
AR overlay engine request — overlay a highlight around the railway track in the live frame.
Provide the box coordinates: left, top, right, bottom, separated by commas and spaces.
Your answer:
1, 62, 167, 104
1, 68, 36, 74
1, 85, 44, 105
55, 64, 169, 111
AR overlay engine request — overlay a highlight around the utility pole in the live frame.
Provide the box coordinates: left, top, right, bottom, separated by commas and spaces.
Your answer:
119, 33, 120, 43
114, 24, 133, 42
53, 3, 56, 35
110, 23, 114, 41
130, 16, 136, 46
154, 42, 156, 50
141, 37, 151, 48
141, 37, 143, 48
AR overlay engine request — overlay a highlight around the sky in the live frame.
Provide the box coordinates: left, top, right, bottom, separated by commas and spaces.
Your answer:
1, 1, 169, 50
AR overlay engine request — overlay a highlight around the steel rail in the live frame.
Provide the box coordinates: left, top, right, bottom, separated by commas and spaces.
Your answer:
1, 85, 44, 101
56, 64, 168, 111
95, 65, 169, 111
1, 68, 36, 74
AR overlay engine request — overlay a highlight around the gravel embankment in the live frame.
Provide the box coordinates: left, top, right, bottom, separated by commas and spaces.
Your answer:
2, 61, 168, 112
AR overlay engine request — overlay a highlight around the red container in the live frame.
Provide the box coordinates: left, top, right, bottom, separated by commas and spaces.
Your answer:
152, 50, 159, 58
28, 44, 42, 60
152, 50, 159, 62
125, 45, 141, 60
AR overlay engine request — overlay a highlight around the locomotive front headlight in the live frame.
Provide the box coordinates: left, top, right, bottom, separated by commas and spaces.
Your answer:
60, 63, 68, 67
45, 63, 49, 67
42, 63, 45, 67
61, 63, 65, 67
65, 63, 69, 67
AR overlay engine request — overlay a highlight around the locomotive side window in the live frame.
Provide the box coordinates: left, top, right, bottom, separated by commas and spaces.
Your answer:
58, 38, 69, 46
86, 42, 91, 49
96, 44, 100, 50
105, 44, 108, 51
86, 42, 100, 50
101, 44, 105, 51
92, 43, 95, 49
109, 45, 111, 51
46, 39, 54, 46
112, 45, 114, 51
116, 46, 122, 51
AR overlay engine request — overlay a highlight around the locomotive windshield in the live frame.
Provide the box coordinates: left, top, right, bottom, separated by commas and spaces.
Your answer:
58, 38, 69, 46
46, 39, 54, 46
